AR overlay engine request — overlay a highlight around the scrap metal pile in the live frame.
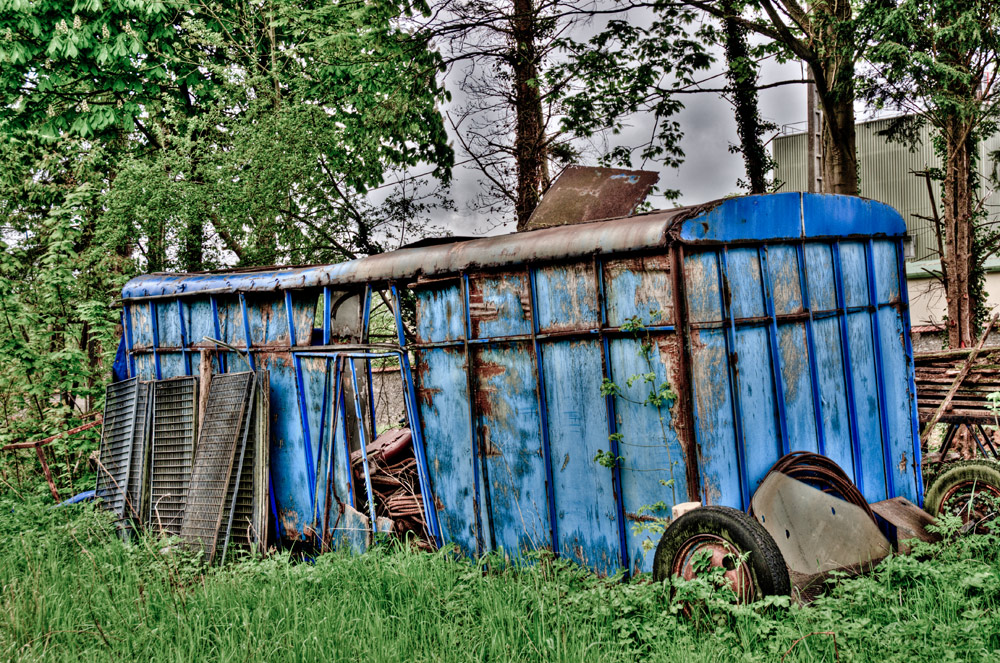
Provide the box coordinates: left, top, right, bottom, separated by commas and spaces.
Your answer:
915, 319, 1000, 463
95, 371, 269, 564
349, 427, 433, 549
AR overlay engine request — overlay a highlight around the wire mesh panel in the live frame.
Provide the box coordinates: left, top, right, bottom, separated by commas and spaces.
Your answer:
179, 372, 254, 561
149, 377, 199, 536
125, 382, 153, 531
96, 378, 139, 525
217, 378, 257, 560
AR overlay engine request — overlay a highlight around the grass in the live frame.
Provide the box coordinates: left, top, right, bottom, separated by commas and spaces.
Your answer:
2, 492, 1000, 662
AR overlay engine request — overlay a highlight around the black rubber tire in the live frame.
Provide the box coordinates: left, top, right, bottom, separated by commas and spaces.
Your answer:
924, 459, 1000, 517
652, 505, 790, 599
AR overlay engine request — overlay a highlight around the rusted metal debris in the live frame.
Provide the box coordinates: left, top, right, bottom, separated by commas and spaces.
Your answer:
915, 315, 1000, 461
350, 428, 433, 548
524, 165, 660, 231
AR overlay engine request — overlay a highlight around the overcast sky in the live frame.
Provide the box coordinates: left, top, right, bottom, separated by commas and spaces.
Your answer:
434, 56, 810, 236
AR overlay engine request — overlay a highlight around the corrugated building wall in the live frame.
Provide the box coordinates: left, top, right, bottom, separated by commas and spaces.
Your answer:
774, 117, 1000, 262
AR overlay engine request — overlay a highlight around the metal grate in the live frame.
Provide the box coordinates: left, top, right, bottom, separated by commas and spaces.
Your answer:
125, 382, 153, 532
96, 378, 139, 525
179, 372, 254, 562
217, 378, 257, 561
149, 377, 199, 536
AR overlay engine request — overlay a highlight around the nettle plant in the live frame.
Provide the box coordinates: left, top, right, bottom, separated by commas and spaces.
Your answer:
594, 311, 681, 554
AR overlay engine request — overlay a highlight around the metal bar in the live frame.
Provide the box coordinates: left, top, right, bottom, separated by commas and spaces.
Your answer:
210, 295, 227, 374
717, 248, 750, 510
895, 237, 925, 504
148, 301, 162, 380
222, 379, 256, 562
316, 286, 333, 521
672, 245, 702, 502
527, 267, 559, 556
238, 294, 257, 372
896, 239, 930, 507
975, 423, 1000, 460
865, 239, 895, 499
348, 358, 379, 534
759, 246, 790, 457
362, 285, 378, 442
286, 290, 317, 514
832, 241, 864, 489
796, 242, 827, 456
967, 424, 992, 459
176, 299, 192, 377
594, 256, 630, 572
390, 284, 443, 545
937, 424, 959, 458
461, 274, 488, 554
123, 307, 136, 379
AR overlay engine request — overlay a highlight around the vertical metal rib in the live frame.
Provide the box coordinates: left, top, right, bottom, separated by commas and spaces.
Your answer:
148, 377, 198, 536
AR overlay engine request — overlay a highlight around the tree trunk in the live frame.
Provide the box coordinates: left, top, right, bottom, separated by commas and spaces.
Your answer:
810, 0, 859, 195
722, 0, 768, 194
511, 0, 545, 230
941, 120, 975, 348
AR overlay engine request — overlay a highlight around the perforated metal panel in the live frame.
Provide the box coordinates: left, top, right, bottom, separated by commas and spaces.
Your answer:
149, 377, 198, 536
180, 372, 254, 561
96, 378, 139, 524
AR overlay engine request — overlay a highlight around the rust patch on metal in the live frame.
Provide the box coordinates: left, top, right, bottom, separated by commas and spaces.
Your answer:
898, 452, 908, 474
778, 325, 807, 402
279, 508, 301, 540
524, 165, 659, 230
478, 426, 502, 458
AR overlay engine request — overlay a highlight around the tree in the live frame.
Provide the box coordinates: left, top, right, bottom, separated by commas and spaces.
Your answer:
680, 0, 863, 195
861, 0, 1000, 348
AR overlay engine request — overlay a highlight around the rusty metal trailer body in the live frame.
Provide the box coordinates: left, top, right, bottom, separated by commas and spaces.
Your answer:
120, 192, 922, 575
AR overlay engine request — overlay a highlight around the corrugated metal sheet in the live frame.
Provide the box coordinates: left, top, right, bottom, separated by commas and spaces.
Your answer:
149, 377, 198, 535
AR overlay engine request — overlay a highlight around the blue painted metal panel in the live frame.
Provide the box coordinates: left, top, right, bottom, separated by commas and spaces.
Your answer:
810, 316, 855, 482
415, 284, 465, 344
541, 340, 620, 573
470, 274, 533, 338
734, 325, 781, 491
680, 193, 804, 242
416, 347, 480, 557
839, 242, 870, 309
801, 194, 906, 238
684, 252, 722, 323
726, 248, 765, 319
804, 243, 837, 311
776, 323, 820, 454
878, 305, 919, 501
534, 262, 599, 331
473, 344, 550, 554
609, 334, 689, 573
845, 311, 887, 502
688, 327, 741, 507
604, 255, 674, 327
768, 245, 803, 315
873, 240, 901, 304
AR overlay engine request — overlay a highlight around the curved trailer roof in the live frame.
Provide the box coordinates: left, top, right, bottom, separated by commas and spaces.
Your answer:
122, 193, 905, 300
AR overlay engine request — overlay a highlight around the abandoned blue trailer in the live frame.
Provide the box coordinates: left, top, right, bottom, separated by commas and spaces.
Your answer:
116, 192, 924, 585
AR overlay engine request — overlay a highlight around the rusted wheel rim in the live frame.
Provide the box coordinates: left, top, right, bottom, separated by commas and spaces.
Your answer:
937, 480, 1000, 533
671, 534, 755, 602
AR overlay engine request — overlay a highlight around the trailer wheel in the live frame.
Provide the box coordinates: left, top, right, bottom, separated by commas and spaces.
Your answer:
924, 460, 1000, 534
652, 505, 789, 601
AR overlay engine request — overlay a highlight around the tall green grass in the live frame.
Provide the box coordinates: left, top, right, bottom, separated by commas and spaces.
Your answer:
2, 494, 1000, 662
